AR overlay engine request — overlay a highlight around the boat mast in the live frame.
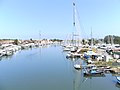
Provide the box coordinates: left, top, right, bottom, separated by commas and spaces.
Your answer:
91, 27, 93, 47
73, 0, 76, 46
39, 30, 41, 44
111, 35, 114, 46
73, 0, 81, 46
108, 35, 110, 44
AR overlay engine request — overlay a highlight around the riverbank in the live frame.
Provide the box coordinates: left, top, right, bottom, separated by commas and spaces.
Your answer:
0, 39, 61, 58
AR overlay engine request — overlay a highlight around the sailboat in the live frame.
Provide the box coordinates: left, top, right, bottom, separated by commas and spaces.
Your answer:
66, 0, 83, 59
72, 0, 82, 69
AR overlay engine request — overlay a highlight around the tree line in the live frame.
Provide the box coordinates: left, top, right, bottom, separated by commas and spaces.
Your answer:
81, 35, 120, 45
104, 35, 120, 44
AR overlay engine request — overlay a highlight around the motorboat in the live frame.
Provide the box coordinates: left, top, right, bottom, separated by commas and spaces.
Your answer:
84, 66, 104, 76
74, 64, 82, 69
116, 76, 120, 84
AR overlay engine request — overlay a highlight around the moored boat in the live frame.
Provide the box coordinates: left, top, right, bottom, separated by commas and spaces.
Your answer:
116, 76, 120, 84
74, 64, 82, 69
83, 66, 104, 76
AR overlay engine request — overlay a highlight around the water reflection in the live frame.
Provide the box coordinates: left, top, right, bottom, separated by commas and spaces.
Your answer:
66, 56, 84, 90
73, 69, 88, 90
0, 55, 13, 61
68, 56, 86, 90
115, 83, 120, 88
73, 70, 81, 90
66, 56, 80, 61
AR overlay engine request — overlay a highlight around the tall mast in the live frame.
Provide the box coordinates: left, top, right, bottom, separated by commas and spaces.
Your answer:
39, 30, 41, 44
73, 0, 81, 46
108, 35, 110, 44
91, 27, 93, 47
73, 1, 75, 28
111, 35, 114, 46
39, 31, 41, 40
73, 0, 76, 46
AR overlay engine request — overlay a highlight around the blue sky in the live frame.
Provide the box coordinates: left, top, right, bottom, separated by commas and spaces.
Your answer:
0, 0, 120, 40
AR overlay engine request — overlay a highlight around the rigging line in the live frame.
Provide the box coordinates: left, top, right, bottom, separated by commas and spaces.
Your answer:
73, 0, 80, 46
73, 0, 84, 45
73, 0, 86, 39
73, 0, 76, 27
73, 0, 81, 33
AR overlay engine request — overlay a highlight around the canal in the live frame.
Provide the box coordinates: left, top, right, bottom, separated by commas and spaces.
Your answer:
0, 45, 119, 90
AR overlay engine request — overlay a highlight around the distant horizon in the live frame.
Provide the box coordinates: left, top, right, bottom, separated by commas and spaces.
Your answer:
0, 34, 120, 40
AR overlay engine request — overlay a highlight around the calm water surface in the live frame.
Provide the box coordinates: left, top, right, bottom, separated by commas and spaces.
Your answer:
0, 45, 119, 90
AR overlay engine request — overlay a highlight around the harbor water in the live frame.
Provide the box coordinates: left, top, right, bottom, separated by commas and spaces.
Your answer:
0, 45, 119, 90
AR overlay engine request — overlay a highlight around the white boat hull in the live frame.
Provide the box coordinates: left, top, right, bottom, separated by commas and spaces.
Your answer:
74, 64, 81, 69
116, 77, 120, 84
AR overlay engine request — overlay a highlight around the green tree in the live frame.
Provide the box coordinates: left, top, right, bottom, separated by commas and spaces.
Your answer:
104, 35, 120, 44
13, 39, 19, 45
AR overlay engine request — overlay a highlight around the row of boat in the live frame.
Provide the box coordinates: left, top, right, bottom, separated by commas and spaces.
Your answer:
62, 44, 120, 84
0, 42, 51, 58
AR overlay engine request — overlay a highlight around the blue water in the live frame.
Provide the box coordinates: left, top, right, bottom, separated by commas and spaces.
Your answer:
0, 45, 119, 90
